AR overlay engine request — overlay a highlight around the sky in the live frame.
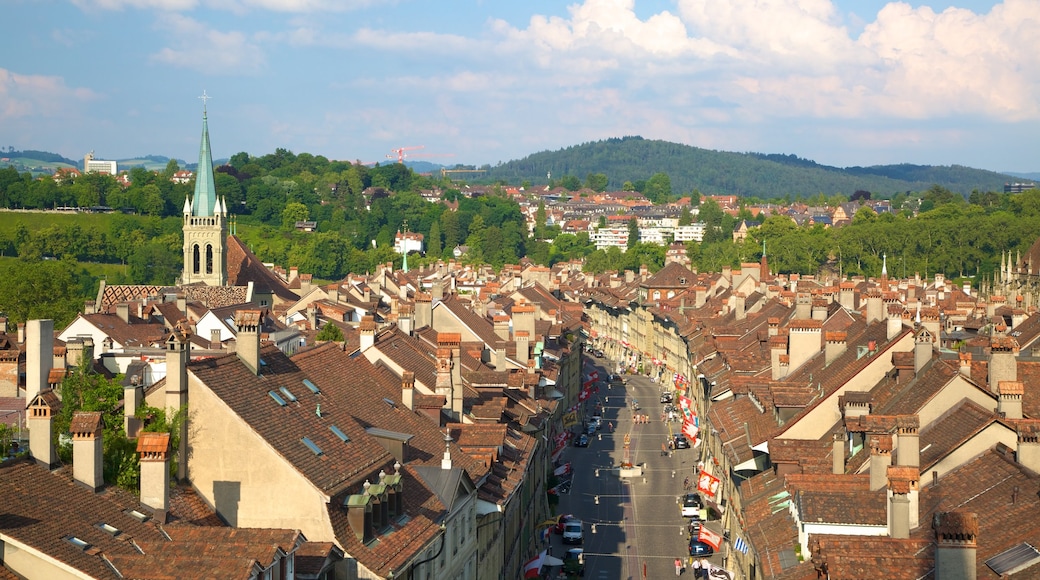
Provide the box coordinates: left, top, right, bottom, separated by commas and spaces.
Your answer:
2, 0, 1038, 174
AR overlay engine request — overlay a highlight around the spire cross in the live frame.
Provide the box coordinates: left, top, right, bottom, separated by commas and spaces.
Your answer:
199, 90, 212, 113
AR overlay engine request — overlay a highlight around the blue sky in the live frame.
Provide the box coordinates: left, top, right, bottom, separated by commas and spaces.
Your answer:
3, 0, 1038, 174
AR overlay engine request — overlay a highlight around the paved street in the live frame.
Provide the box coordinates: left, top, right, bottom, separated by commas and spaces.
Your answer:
548, 356, 722, 579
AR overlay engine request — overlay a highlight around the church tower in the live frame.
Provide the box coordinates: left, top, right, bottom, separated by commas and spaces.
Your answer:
180, 93, 228, 286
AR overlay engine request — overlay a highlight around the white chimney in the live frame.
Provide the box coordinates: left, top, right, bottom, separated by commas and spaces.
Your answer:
71, 411, 104, 491
933, 511, 977, 580
27, 390, 60, 468
25, 319, 53, 403
235, 310, 262, 375
138, 432, 171, 523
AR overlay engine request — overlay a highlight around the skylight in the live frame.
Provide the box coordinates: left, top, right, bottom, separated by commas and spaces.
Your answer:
303, 379, 320, 394
329, 425, 350, 442
279, 386, 298, 402
65, 536, 91, 550
98, 523, 121, 536
126, 509, 151, 523
268, 391, 287, 406
301, 437, 323, 456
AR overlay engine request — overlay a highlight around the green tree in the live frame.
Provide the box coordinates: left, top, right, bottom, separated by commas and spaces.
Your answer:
282, 202, 310, 230
585, 173, 609, 192
427, 220, 442, 257
316, 323, 344, 342
643, 173, 672, 204
627, 217, 639, 250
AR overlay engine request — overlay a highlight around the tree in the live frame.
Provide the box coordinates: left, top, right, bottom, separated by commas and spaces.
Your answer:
627, 217, 639, 250
282, 202, 310, 230
316, 323, 344, 342
585, 173, 609, 192
427, 220, 442, 257
643, 173, 672, 204
128, 240, 181, 285
679, 206, 693, 226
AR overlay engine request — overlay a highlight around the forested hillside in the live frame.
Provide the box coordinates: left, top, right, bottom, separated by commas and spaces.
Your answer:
485, 137, 1015, 197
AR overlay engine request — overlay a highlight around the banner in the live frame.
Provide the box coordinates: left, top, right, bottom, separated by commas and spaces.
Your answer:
682, 419, 700, 441
679, 395, 695, 421
554, 462, 572, 476
697, 470, 721, 498
562, 410, 579, 428
554, 431, 571, 446
733, 536, 750, 554
698, 526, 722, 551
579, 387, 591, 401
523, 551, 545, 579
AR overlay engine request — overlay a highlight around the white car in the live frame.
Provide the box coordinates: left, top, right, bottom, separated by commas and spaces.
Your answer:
562, 520, 584, 544
681, 493, 703, 518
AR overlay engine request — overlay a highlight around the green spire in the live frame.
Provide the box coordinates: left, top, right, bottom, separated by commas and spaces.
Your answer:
193, 92, 217, 217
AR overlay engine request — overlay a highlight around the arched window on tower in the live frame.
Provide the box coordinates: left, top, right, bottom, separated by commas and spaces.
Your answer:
193, 244, 201, 274
206, 244, 214, 274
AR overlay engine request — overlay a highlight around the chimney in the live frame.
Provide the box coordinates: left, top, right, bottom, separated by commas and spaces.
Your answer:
958, 352, 972, 378
733, 292, 746, 321
695, 286, 707, 308
887, 466, 920, 538
431, 282, 444, 302
124, 378, 142, 437
493, 315, 510, 341
915, 328, 934, 373
832, 431, 845, 475
359, 315, 376, 352
770, 335, 787, 380
414, 292, 432, 330
137, 432, 171, 523
869, 433, 894, 491
235, 310, 262, 375
887, 308, 903, 341
625, 270, 634, 284
25, 319, 54, 403
397, 304, 413, 335
933, 511, 978, 580
27, 389, 60, 468
363, 286, 371, 303
824, 331, 847, 367
177, 295, 187, 315
998, 381, 1024, 420
516, 331, 530, 367
511, 302, 536, 339
166, 323, 191, 481
71, 411, 104, 491
865, 290, 883, 324
794, 292, 811, 320
895, 416, 920, 468
435, 346, 452, 409
438, 333, 464, 422
307, 305, 318, 331
988, 337, 1018, 394
787, 319, 822, 372
838, 283, 855, 310
441, 431, 453, 470
401, 371, 415, 410
494, 340, 507, 370
116, 303, 130, 324
210, 328, 222, 349
1015, 421, 1040, 474
84, 300, 96, 315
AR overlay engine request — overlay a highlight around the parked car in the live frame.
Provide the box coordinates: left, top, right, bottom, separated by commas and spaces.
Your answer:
593, 349, 604, 358
660, 392, 673, 403
681, 493, 703, 518
589, 417, 602, 431
574, 434, 590, 447
562, 520, 584, 544
689, 539, 715, 557
563, 548, 585, 577
673, 435, 690, 449
586, 423, 597, 436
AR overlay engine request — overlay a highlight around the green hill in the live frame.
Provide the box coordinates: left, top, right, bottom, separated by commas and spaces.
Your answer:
484, 136, 1017, 198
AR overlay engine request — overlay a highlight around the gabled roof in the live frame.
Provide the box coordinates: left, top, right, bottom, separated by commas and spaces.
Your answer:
226, 235, 299, 304
640, 261, 697, 289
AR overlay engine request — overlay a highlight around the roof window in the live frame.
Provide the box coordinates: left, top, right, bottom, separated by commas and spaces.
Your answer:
279, 386, 298, 402
303, 379, 320, 394
302, 437, 323, 456
330, 425, 350, 443
268, 391, 287, 407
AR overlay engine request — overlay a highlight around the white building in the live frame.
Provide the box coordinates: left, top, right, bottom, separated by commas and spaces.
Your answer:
395, 231, 425, 254
589, 227, 629, 251
83, 151, 117, 175
673, 223, 706, 243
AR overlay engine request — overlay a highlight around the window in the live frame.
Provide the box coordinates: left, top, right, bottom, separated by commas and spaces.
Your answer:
329, 425, 350, 442
192, 244, 200, 274
301, 437, 323, 456
303, 379, 320, 394
205, 244, 214, 274
268, 391, 287, 406
279, 386, 298, 402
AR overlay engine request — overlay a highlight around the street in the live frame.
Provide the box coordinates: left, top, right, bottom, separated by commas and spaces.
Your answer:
547, 355, 722, 579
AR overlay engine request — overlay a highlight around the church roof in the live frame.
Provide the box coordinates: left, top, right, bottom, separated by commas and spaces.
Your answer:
226, 236, 299, 304
191, 107, 217, 217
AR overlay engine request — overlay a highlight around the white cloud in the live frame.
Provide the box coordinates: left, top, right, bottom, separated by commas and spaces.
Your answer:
0, 68, 97, 121
149, 14, 266, 74
71, 0, 199, 10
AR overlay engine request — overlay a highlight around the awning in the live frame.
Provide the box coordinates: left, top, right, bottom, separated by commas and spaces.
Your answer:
752, 440, 770, 453
545, 555, 564, 567
550, 389, 565, 399
476, 499, 502, 515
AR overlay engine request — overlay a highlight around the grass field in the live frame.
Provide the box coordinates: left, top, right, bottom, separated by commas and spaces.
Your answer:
0, 210, 128, 235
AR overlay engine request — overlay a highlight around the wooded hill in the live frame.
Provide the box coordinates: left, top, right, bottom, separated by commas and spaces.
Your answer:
483, 136, 1018, 198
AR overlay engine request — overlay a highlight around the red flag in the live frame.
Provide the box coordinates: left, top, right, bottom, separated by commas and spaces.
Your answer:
698, 526, 722, 551
683, 419, 699, 440
523, 552, 545, 578
579, 387, 591, 401
679, 396, 695, 421
697, 470, 721, 498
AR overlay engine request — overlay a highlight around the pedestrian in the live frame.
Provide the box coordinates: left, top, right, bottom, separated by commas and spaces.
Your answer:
691, 559, 701, 577
608, 422, 614, 432
675, 557, 683, 576
684, 476, 690, 490
662, 442, 668, 456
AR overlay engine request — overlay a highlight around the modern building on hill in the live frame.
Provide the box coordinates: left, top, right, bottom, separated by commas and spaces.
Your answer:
83, 151, 117, 175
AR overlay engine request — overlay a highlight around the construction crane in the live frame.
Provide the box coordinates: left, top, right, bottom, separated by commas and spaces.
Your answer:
388, 146, 424, 163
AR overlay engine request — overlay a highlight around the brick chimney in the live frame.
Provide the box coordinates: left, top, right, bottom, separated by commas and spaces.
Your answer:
869, 433, 894, 491
71, 411, 104, 491
235, 310, 262, 375
887, 466, 919, 538
27, 389, 60, 468
401, 371, 415, 410
137, 432, 171, 523
25, 319, 54, 403
165, 322, 191, 481
933, 511, 977, 580
359, 315, 376, 352
998, 381, 1024, 420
